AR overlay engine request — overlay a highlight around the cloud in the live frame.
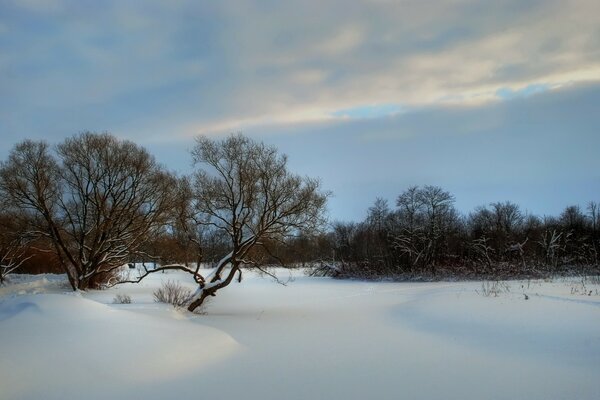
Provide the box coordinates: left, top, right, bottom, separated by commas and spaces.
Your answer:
167, 0, 598, 136
1, 0, 599, 146
496, 84, 551, 99
1, 0, 598, 221
250, 83, 600, 220
332, 104, 403, 119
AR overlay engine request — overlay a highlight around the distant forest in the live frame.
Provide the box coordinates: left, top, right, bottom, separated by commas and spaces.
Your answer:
1, 132, 598, 286
307, 188, 600, 280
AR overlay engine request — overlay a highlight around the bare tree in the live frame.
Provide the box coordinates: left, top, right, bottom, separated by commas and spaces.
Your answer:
391, 185, 456, 272
393, 186, 427, 271
331, 221, 359, 265
0, 133, 177, 290
0, 242, 30, 284
491, 201, 524, 235
126, 134, 329, 311
417, 185, 456, 267
0, 209, 30, 284
560, 205, 586, 231
367, 198, 390, 231
538, 229, 563, 268
155, 176, 204, 267
184, 134, 328, 310
588, 201, 599, 265
470, 236, 494, 271
0, 213, 31, 283
396, 186, 422, 234
588, 201, 599, 232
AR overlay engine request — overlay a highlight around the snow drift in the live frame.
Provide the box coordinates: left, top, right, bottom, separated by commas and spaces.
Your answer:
0, 292, 239, 400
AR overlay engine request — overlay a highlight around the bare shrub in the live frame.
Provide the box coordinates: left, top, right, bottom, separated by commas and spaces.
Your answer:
113, 294, 132, 304
153, 280, 192, 308
306, 261, 341, 277
570, 276, 599, 296
477, 280, 511, 297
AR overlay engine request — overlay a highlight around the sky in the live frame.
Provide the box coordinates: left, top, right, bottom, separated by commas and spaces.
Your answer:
1, 0, 599, 221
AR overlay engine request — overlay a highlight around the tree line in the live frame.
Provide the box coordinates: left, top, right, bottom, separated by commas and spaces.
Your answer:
1, 132, 598, 308
304, 187, 599, 280
0, 132, 327, 310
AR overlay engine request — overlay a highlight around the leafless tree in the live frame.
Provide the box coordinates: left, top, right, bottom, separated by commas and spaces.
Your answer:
364, 198, 394, 272
0, 218, 31, 284
0, 212, 25, 282
588, 201, 599, 232
417, 185, 456, 266
0, 244, 29, 284
560, 205, 586, 231
184, 134, 328, 310
331, 221, 359, 264
470, 236, 494, 270
125, 134, 329, 311
156, 176, 205, 267
393, 186, 427, 270
367, 198, 390, 231
391, 185, 456, 272
490, 201, 524, 235
396, 186, 422, 234
0, 133, 177, 290
538, 229, 563, 268
588, 201, 599, 264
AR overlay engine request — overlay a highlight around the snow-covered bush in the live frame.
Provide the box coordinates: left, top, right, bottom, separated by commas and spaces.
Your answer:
153, 280, 192, 308
113, 294, 132, 304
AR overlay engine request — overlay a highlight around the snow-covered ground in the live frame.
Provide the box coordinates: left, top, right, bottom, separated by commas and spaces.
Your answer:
1, 270, 599, 400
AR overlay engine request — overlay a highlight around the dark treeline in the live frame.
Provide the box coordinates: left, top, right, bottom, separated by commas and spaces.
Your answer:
145, 185, 600, 280
1, 132, 598, 286
293, 186, 600, 279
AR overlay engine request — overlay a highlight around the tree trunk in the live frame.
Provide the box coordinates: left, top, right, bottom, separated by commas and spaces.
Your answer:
187, 263, 240, 312
187, 288, 215, 311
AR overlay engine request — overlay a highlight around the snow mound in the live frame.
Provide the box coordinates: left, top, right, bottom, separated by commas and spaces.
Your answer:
0, 273, 70, 298
0, 293, 239, 400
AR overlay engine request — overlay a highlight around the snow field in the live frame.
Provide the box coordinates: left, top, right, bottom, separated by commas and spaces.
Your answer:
1, 271, 599, 400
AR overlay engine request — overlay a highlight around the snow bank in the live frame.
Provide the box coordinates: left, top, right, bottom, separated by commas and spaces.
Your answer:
0, 292, 239, 400
0, 273, 70, 297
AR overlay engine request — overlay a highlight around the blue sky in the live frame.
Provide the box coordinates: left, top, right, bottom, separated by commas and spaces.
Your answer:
1, 0, 599, 221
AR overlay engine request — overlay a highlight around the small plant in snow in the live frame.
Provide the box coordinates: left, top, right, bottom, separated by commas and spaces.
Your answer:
153, 280, 193, 308
477, 280, 510, 297
570, 276, 599, 296
113, 294, 132, 304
